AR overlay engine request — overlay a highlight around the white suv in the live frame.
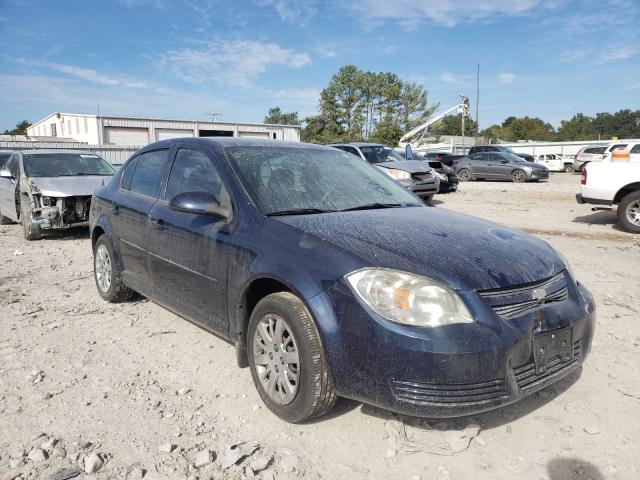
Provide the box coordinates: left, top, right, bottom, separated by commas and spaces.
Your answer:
602, 141, 640, 162
572, 146, 606, 172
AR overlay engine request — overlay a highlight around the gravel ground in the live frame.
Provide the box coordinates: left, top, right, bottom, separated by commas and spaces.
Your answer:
1, 172, 639, 480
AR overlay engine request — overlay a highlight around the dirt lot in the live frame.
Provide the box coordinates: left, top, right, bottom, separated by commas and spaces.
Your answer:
1, 173, 639, 480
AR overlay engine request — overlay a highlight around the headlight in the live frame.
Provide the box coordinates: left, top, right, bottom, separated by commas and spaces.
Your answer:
345, 268, 474, 327
384, 168, 411, 180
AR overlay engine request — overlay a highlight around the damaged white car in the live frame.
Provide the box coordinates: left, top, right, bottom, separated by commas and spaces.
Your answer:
0, 150, 116, 240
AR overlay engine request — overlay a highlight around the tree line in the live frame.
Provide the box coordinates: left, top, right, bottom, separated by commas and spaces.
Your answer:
265, 65, 639, 146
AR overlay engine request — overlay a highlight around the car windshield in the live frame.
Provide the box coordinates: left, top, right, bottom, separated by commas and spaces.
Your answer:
225, 146, 421, 215
495, 146, 516, 154
503, 153, 526, 163
0, 152, 11, 169
23, 153, 116, 177
359, 145, 405, 164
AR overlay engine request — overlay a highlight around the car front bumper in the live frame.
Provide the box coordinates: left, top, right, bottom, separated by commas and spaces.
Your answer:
399, 177, 440, 197
310, 274, 595, 417
529, 169, 549, 180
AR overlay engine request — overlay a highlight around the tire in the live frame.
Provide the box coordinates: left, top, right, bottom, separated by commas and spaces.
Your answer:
511, 169, 527, 183
580, 162, 589, 173
563, 164, 574, 173
93, 234, 136, 302
247, 292, 337, 423
457, 168, 471, 182
617, 191, 640, 234
20, 201, 42, 240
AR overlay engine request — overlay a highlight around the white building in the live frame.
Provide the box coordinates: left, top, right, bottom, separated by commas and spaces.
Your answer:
27, 113, 301, 146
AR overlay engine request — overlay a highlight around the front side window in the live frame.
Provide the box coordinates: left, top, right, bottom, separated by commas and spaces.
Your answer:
359, 146, 405, 164
22, 153, 115, 177
128, 149, 169, 198
225, 146, 419, 215
165, 149, 224, 201
503, 153, 526, 163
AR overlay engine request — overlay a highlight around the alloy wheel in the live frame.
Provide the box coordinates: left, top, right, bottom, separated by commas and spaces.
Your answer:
512, 170, 526, 183
252, 313, 300, 405
626, 200, 640, 227
457, 169, 471, 181
95, 244, 112, 293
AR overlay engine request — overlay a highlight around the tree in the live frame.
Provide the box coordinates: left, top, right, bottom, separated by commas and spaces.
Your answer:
3, 120, 31, 135
300, 114, 343, 143
263, 107, 300, 126
432, 115, 478, 137
556, 113, 597, 141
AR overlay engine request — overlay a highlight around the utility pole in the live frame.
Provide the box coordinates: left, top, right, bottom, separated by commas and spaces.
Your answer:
475, 62, 480, 144
206, 112, 222, 122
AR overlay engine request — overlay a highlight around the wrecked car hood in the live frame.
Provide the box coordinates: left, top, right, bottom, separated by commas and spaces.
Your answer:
376, 160, 432, 174
274, 207, 566, 291
28, 175, 113, 197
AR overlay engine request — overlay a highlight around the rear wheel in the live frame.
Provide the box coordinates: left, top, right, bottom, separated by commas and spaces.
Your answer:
457, 168, 471, 182
94, 235, 136, 302
20, 201, 41, 240
511, 169, 527, 183
617, 191, 640, 234
580, 162, 589, 173
563, 164, 574, 173
247, 292, 337, 423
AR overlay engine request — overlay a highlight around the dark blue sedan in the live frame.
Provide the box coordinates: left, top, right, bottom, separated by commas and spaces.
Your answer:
89, 138, 595, 423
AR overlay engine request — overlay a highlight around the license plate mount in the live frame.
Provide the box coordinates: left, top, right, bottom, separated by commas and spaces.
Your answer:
533, 328, 573, 374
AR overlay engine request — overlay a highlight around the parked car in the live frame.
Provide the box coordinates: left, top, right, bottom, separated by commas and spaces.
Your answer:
0, 150, 116, 239
534, 153, 572, 173
455, 152, 549, 182
90, 138, 594, 423
577, 162, 640, 233
423, 151, 466, 167
468, 145, 535, 162
329, 142, 439, 202
602, 141, 640, 163
572, 146, 607, 172
415, 154, 458, 193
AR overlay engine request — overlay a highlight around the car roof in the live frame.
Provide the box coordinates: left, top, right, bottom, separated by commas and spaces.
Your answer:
18, 149, 103, 155
327, 142, 386, 147
144, 137, 337, 152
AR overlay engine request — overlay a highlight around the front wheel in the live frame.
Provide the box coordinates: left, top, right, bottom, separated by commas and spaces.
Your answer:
457, 168, 471, 182
422, 194, 434, 204
20, 201, 41, 240
94, 235, 136, 302
617, 191, 640, 233
247, 292, 337, 423
511, 169, 527, 183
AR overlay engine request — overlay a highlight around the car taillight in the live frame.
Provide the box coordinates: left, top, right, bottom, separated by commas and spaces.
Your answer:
452, 159, 460, 166
581, 169, 587, 185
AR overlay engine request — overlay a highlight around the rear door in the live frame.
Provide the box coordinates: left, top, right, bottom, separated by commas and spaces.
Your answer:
109, 148, 171, 295
147, 146, 230, 332
468, 153, 489, 178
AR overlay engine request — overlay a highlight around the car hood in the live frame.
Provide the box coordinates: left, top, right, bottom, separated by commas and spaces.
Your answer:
274, 207, 565, 291
28, 175, 112, 197
376, 160, 432, 174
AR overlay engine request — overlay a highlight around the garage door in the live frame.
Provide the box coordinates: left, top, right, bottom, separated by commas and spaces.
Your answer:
238, 131, 270, 138
104, 127, 149, 146
155, 129, 194, 141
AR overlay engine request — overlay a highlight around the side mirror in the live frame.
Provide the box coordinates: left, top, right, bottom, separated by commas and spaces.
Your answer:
0, 168, 13, 179
405, 144, 414, 161
169, 191, 230, 220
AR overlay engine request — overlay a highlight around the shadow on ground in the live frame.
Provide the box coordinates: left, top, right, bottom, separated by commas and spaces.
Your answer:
573, 210, 617, 226
547, 456, 605, 480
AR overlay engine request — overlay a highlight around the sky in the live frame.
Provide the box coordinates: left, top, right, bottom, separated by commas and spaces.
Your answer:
0, 0, 639, 132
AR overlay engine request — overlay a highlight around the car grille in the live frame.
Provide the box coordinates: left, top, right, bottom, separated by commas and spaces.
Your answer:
391, 378, 508, 406
514, 340, 581, 392
411, 172, 433, 181
478, 272, 569, 320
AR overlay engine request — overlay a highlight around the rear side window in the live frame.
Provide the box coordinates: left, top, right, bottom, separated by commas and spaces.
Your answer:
0, 152, 11, 169
129, 149, 169, 198
165, 148, 224, 201
609, 143, 628, 152
631, 144, 640, 154
120, 156, 138, 190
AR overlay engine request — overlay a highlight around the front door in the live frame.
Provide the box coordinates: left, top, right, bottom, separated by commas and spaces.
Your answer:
110, 149, 170, 295
147, 147, 230, 333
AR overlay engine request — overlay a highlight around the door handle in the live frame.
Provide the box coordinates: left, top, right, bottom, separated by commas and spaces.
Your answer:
110, 205, 120, 215
151, 218, 167, 231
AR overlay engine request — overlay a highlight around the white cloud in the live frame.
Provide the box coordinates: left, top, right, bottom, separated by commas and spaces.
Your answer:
158, 40, 311, 86
595, 46, 638, 64
316, 47, 337, 58
498, 72, 516, 84
348, 0, 546, 27
440, 72, 463, 84
256, 0, 318, 25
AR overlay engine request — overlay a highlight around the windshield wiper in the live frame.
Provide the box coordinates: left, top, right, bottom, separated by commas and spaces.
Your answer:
338, 202, 414, 212
266, 208, 338, 216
